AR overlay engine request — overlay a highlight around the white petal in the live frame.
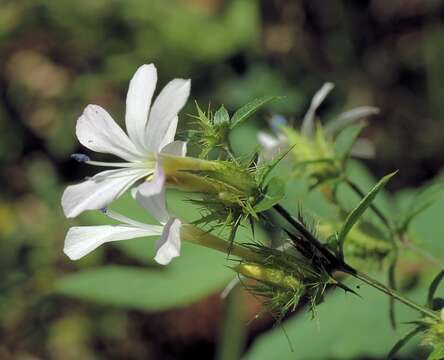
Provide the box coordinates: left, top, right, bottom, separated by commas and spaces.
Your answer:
62, 168, 149, 218
351, 138, 375, 159
125, 64, 157, 153
145, 79, 190, 152
135, 165, 168, 224
221, 277, 240, 299
257, 131, 285, 162
324, 106, 380, 135
76, 104, 142, 161
64, 224, 162, 260
258, 131, 280, 149
301, 82, 334, 137
154, 218, 181, 265
158, 116, 178, 149
160, 140, 187, 157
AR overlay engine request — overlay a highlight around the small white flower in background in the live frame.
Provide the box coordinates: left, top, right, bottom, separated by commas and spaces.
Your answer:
257, 114, 288, 162
258, 82, 379, 160
62, 64, 190, 218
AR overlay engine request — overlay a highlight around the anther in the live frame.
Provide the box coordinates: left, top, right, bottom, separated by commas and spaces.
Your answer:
71, 153, 90, 163
270, 114, 287, 131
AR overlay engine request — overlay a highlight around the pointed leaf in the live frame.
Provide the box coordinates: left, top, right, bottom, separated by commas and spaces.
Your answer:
230, 96, 279, 129
257, 145, 295, 186
214, 106, 230, 126
388, 258, 398, 329
428, 269, 444, 308
254, 177, 286, 213
338, 171, 398, 257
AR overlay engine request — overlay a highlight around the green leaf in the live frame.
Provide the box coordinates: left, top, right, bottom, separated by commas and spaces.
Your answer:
387, 326, 423, 359
334, 122, 366, 161
428, 346, 444, 360
257, 145, 295, 187
214, 105, 230, 126
399, 182, 444, 232
243, 278, 433, 360
230, 96, 278, 129
338, 171, 398, 257
427, 269, 444, 308
254, 177, 286, 213
55, 243, 234, 311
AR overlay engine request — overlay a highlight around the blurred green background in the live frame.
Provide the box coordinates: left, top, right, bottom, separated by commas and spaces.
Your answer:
1, 0, 444, 359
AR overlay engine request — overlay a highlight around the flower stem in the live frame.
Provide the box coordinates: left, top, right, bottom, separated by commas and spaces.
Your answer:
181, 224, 261, 262
341, 266, 440, 321
273, 204, 339, 266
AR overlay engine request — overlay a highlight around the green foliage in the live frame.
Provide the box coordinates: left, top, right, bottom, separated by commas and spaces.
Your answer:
56, 244, 233, 311
334, 122, 366, 162
254, 177, 286, 213
244, 280, 437, 359
230, 96, 279, 129
338, 171, 398, 258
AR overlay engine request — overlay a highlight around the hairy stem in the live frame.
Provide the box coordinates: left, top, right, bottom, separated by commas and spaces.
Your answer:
181, 224, 261, 262
273, 204, 339, 266
341, 267, 440, 321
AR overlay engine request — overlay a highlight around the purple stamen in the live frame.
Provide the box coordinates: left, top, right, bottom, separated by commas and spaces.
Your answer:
71, 153, 90, 163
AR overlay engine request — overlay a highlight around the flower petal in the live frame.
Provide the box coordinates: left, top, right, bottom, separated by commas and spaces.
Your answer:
145, 78, 190, 152
257, 131, 285, 162
62, 168, 149, 218
158, 115, 178, 150
160, 140, 187, 157
135, 165, 168, 224
76, 104, 142, 161
125, 64, 158, 153
154, 218, 181, 265
64, 224, 162, 260
301, 82, 334, 137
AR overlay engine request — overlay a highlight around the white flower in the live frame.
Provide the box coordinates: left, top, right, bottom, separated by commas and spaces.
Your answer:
257, 123, 287, 162
62, 64, 190, 218
258, 83, 379, 160
135, 161, 183, 265
64, 206, 182, 265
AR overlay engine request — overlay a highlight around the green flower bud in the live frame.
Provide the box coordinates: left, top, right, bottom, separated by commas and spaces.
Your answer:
234, 262, 303, 291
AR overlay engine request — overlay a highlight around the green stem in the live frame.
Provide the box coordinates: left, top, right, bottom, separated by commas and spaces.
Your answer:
181, 224, 261, 262
342, 267, 440, 321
